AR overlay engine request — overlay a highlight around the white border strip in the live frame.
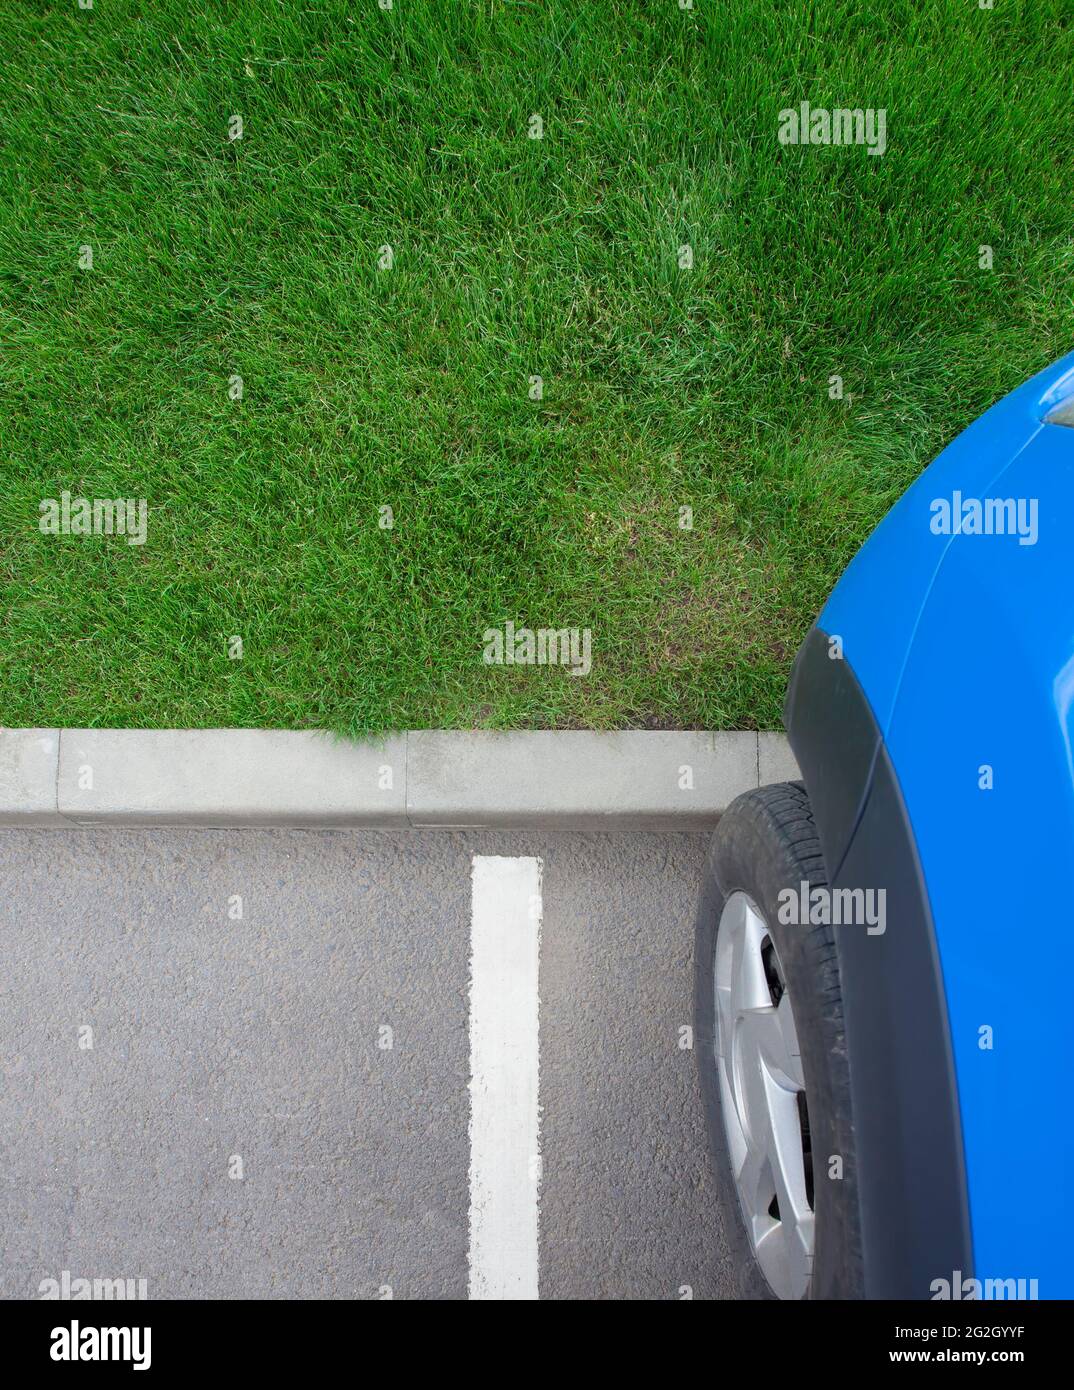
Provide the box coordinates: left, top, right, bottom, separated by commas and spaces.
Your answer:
468, 855, 541, 1300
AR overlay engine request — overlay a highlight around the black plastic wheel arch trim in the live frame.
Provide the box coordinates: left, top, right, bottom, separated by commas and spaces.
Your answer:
783, 626, 974, 1299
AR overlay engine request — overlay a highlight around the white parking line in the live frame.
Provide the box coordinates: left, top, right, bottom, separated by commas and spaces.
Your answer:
468, 855, 542, 1300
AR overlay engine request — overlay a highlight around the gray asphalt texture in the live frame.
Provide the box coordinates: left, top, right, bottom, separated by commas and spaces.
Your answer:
0, 829, 734, 1300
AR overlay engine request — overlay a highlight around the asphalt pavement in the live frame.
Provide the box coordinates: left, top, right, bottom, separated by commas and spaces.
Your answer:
0, 828, 734, 1300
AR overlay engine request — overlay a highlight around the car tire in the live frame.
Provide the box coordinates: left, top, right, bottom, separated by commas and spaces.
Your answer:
695, 780, 865, 1299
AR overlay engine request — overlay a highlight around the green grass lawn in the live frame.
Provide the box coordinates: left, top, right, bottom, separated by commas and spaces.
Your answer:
1, 0, 1071, 734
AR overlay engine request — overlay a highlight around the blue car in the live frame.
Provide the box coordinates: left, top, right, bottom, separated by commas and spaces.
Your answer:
695, 352, 1074, 1300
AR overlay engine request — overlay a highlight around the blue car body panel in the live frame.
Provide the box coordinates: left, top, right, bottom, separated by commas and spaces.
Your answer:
817, 351, 1074, 1297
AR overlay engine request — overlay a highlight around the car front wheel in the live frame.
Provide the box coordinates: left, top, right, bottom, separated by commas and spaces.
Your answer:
695, 781, 864, 1299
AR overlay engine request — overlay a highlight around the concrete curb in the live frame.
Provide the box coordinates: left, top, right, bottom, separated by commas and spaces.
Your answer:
0, 728, 799, 829
0, 729, 61, 826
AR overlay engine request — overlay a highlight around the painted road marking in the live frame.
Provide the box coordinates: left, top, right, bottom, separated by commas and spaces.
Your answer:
468, 855, 542, 1300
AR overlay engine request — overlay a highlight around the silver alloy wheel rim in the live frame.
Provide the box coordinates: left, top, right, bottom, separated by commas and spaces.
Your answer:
714, 891, 814, 1299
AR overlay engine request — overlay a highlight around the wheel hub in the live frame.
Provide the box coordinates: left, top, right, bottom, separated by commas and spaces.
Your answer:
714, 891, 815, 1299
